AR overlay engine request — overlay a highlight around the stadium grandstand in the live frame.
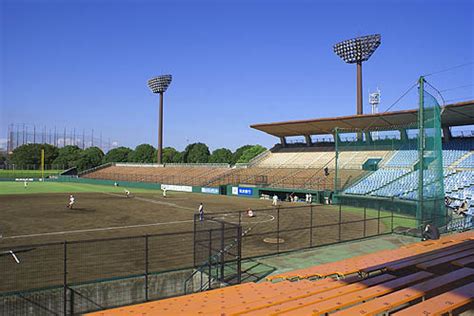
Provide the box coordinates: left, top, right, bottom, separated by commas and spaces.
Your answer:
82, 100, 473, 197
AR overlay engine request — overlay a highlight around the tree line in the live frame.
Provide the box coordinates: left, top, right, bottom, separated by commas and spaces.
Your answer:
6, 143, 267, 171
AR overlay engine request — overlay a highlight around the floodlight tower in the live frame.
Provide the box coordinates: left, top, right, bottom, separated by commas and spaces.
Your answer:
333, 34, 381, 115
148, 74, 172, 164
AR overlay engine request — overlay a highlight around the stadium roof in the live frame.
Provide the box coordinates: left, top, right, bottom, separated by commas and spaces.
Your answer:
251, 100, 474, 138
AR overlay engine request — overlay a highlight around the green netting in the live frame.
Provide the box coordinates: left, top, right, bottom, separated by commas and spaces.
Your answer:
334, 125, 418, 229
417, 77, 446, 226
334, 76, 445, 231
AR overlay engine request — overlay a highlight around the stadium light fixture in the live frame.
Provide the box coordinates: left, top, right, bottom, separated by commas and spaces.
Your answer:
333, 34, 381, 115
148, 74, 173, 164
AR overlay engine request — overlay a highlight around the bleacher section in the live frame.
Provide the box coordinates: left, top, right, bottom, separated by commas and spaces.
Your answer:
82, 148, 385, 190
257, 148, 391, 169
345, 169, 409, 195
87, 231, 474, 316
344, 138, 474, 202
459, 153, 474, 168
82, 164, 231, 186
205, 167, 365, 191
81, 138, 473, 195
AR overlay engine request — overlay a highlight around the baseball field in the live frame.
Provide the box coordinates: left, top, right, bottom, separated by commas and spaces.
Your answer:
0, 180, 403, 294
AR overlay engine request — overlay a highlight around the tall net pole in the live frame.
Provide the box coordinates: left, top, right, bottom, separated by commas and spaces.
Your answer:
41, 149, 45, 181
417, 76, 425, 227
417, 76, 446, 227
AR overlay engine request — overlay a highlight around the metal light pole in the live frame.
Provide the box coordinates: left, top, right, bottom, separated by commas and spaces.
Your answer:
147, 74, 172, 164
333, 34, 381, 115
356, 62, 363, 114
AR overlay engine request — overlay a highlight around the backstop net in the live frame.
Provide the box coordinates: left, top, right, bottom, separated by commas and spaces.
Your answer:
417, 78, 445, 226
335, 77, 445, 231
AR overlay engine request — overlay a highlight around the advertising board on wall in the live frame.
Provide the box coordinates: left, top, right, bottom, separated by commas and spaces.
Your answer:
161, 184, 193, 192
201, 187, 220, 194
231, 186, 254, 196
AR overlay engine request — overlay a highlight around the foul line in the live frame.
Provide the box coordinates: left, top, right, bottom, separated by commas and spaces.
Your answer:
2, 192, 198, 240
103, 192, 195, 211
1, 220, 194, 240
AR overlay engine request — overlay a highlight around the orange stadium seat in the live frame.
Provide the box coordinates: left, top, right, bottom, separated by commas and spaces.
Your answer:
233, 273, 396, 316
392, 282, 474, 316
266, 231, 474, 281
271, 271, 432, 315
332, 267, 474, 316
452, 255, 474, 267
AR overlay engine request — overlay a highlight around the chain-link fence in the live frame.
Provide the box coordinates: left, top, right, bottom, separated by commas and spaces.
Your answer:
200, 203, 396, 260
1, 202, 468, 315
185, 214, 241, 294
0, 231, 196, 316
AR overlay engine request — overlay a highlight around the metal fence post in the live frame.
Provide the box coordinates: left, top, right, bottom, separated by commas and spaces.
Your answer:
391, 209, 394, 233
63, 241, 67, 316
310, 204, 313, 247
69, 289, 74, 316
145, 235, 149, 301
193, 214, 197, 267
208, 229, 212, 290
377, 206, 381, 235
237, 226, 242, 284
338, 204, 342, 242
363, 207, 367, 237
220, 222, 225, 282
277, 207, 280, 254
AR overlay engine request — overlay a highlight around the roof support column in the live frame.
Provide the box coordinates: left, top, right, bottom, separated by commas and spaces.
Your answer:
364, 131, 372, 144
304, 135, 312, 147
279, 137, 287, 147
400, 128, 408, 142
442, 127, 451, 142
333, 132, 341, 144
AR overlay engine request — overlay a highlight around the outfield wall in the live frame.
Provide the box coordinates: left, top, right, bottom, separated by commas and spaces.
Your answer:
51, 176, 325, 201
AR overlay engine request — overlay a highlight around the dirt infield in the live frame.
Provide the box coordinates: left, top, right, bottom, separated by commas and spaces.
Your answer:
0, 192, 386, 293
0, 192, 274, 246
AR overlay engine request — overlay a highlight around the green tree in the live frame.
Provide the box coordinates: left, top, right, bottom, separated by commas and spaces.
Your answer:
162, 147, 183, 163
77, 147, 105, 171
0, 151, 6, 167
232, 145, 253, 164
103, 146, 132, 163
209, 148, 233, 163
237, 145, 267, 163
53, 145, 83, 169
183, 143, 210, 163
9, 144, 59, 169
128, 144, 156, 163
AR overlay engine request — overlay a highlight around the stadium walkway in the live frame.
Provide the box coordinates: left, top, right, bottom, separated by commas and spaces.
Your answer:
252, 234, 419, 279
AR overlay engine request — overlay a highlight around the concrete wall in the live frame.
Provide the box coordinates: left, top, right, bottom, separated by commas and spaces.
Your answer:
0, 268, 200, 316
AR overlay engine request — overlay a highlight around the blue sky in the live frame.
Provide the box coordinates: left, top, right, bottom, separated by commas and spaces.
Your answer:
1, 0, 473, 151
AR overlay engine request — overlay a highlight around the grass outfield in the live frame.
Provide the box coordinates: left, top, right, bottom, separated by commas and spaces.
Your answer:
0, 169, 63, 179
0, 180, 160, 195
